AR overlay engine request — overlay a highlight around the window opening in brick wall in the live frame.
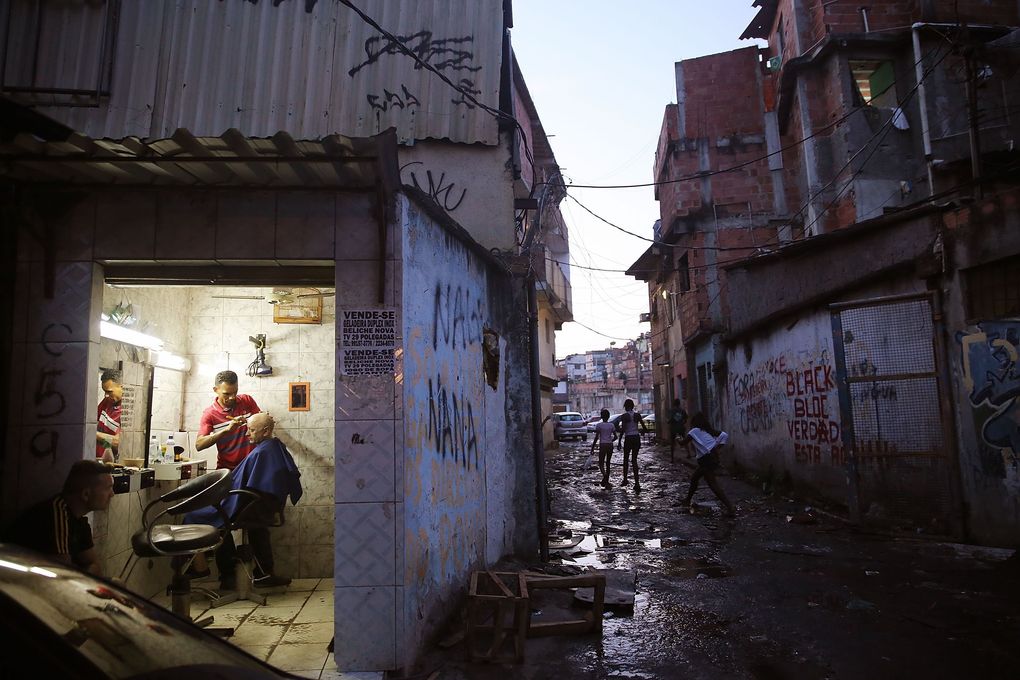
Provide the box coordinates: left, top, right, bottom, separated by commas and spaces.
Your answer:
677, 253, 691, 292
964, 255, 1020, 320
850, 60, 897, 108
776, 17, 785, 62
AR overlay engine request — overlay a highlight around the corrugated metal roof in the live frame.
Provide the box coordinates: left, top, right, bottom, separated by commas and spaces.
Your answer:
6, 0, 504, 145
0, 126, 398, 189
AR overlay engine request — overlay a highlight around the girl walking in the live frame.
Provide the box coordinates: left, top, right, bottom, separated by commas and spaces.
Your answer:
613, 399, 649, 492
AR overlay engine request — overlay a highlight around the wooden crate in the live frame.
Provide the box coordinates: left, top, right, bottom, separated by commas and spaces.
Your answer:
465, 571, 530, 663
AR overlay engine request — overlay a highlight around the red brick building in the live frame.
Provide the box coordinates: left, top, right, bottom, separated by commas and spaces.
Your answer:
631, 1, 1020, 541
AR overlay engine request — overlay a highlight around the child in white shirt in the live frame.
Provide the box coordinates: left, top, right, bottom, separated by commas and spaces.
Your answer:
591, 409, 618, 488
681, 412, 736, 516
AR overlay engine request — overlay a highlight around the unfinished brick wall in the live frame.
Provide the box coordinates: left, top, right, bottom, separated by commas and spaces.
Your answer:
664, 47, 776, 225
801, 0, 1018, 49
812, 1, 919, 40
929, 0, 1020, 25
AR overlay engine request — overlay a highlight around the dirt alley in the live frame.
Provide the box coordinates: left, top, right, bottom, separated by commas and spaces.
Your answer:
416, 438, 1020, 680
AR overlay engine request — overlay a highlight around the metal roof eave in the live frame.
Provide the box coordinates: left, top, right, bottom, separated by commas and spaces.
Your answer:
0, 127, 400, 191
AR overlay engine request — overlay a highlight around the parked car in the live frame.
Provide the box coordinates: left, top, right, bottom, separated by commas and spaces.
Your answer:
585, 415, 602, 433
552, 412, 588, 441
0, 544, 297, 678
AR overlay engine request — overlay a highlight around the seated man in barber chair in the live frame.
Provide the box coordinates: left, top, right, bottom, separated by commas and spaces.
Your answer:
186, 412, 302, 590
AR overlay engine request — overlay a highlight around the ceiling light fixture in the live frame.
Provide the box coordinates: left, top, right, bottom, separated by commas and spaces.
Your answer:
100, 321, 164, 351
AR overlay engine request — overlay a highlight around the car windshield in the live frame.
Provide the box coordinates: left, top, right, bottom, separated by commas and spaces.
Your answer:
0, 546, 286, 679
559, 414, 583, 422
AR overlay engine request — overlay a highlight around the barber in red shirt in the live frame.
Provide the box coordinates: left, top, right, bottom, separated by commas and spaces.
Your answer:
96, 369, 123, 460
196, 370, 261, 470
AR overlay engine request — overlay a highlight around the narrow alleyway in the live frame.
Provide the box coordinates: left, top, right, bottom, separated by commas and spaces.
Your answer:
423, 441, 1020, 680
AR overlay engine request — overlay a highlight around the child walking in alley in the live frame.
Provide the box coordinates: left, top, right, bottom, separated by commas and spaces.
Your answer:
614, 399, 649, 493
590, 409, 618, 488
681, 412, 736, 517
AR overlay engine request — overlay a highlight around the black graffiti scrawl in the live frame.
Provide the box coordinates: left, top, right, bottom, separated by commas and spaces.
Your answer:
349, 31, 483, 110
221, 0, 321, 13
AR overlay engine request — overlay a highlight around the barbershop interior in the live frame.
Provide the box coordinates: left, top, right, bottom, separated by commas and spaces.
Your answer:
95, 278, 338, 669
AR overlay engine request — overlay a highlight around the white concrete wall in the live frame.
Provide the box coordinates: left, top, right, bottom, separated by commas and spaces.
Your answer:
723, 308, 847, 501
398, 139, 516, 252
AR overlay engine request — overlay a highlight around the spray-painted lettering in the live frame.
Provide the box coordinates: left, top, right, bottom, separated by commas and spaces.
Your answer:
349, 32, 481, 78
432, 284, 483, 351
427, 376, 479, 471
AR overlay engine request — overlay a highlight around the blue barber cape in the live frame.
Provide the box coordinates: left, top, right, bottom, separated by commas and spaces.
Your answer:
185, 438, 302, 528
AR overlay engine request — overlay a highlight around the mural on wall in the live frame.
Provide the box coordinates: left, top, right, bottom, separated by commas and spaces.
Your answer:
729, 347, 845, 467
958, 320, 1020, 478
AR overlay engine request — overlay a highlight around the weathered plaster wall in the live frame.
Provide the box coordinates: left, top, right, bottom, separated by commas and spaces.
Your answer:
724, 308, 847, 501
398, 138, 516, 252
942, 193, 1020, 545
399, 194, 533, 668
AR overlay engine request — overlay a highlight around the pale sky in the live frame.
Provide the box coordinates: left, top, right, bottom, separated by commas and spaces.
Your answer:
510, 1, 763, 358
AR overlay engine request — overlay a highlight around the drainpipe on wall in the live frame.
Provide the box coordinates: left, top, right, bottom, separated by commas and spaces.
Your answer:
912, 24, 936, 197
911, 22, 1003, 200
527, 273, 549, 562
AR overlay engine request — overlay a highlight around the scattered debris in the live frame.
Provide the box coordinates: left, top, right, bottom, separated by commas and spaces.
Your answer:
574, 569, 636, 612
846, 598, 876, 611
785, 511, 817, 525
764, 542, 832, 557
526, 572, 607, 637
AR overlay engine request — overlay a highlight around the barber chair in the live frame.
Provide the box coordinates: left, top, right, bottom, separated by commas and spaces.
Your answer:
206, 488, 286, 609
120, 469, 233, 631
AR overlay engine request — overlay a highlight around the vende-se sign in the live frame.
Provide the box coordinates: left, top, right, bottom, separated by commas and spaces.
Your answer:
339, 309, 396, 376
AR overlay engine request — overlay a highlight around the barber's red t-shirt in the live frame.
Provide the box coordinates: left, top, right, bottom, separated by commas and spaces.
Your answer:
198, 394, 260, 470
96, 397, 121, 458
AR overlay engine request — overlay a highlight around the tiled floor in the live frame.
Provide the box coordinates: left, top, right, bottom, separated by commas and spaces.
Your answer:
152, 577, 381, 680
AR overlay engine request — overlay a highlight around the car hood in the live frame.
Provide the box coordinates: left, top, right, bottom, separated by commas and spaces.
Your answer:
0, 544, 293, 678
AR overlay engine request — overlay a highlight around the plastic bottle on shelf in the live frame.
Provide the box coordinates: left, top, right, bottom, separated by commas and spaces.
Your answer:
148, 434, 161, 465
165, 434, 176, 464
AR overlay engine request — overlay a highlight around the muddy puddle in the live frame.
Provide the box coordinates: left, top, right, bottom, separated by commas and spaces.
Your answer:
662, 557, 732, 579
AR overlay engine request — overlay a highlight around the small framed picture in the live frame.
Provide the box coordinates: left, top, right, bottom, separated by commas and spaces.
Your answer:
288, 382, 310, 411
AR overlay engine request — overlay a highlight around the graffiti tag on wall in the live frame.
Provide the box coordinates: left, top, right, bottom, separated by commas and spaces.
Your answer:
433, 283, 483, 351
958, 321, 1020, 477
32, 323, 73, 463
401, 161, 467, 212
427, 376, 479, 470
729, 349, 845, 466
419, 280, 486, 471
348, 31, 484, 114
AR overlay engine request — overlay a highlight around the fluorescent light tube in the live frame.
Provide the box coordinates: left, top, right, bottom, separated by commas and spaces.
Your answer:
100, 321, 164, 350
151, 350, 191, 372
